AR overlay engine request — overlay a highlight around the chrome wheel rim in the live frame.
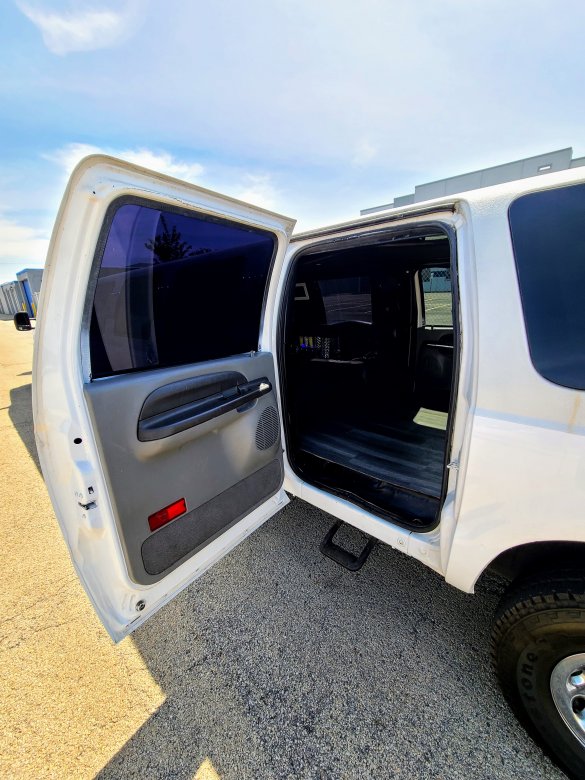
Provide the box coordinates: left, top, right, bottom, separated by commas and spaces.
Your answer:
550, 652, 585, 748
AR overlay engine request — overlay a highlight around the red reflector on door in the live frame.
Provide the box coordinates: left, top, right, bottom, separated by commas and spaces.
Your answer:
148, 498, 187, 532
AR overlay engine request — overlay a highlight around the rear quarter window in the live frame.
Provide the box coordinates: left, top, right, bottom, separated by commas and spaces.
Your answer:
509, 183, 585, 390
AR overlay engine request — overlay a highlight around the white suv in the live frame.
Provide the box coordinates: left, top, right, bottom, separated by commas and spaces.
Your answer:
33, 156, 585, 777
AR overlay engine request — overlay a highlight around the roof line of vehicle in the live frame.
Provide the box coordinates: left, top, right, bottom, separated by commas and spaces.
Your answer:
290, 201, 458, 242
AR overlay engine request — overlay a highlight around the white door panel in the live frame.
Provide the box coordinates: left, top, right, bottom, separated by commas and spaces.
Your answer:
33, 155, 294, 640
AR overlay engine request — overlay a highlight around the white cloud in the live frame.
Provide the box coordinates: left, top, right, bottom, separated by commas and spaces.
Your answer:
0, 216, 49, 267
352, 139, 378, 167
46, 143, 205, 182
17, 1, 138, 55
0, 143, 206, 282
46, 142, 286, 211
232, 174, 279, 211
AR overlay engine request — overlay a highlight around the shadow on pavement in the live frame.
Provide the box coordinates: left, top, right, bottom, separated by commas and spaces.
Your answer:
9, 383, 41, 474
3, 343, 560, 778
94, 502, 562, 780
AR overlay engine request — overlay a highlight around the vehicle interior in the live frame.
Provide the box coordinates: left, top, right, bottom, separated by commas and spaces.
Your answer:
280, 226, 457, 530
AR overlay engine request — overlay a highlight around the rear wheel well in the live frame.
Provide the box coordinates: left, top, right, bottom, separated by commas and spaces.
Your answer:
477, 541, 585, 589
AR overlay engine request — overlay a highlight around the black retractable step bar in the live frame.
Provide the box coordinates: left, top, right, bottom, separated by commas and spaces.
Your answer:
320, 521, 376, 571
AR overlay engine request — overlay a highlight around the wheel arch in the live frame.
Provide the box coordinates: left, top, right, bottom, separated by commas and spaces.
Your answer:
475, 540, 585, 591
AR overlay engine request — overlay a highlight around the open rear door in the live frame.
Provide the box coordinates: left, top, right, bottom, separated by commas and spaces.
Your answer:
33, 156, 295, 641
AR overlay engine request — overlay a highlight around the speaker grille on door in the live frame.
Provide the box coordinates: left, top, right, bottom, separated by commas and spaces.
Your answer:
255, 406, 280, 450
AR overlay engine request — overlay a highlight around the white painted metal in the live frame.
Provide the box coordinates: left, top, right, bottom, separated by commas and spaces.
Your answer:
32, 155, 295, 641
444, 167, 585, 591
274, 166, 585, 594
36, 155, 585, 641
271, 211, 462, 577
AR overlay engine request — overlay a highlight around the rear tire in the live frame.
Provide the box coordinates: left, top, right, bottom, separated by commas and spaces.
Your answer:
491, 571, 585, 779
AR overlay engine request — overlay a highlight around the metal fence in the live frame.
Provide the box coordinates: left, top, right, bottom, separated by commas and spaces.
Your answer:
421, 268, 452, 326
421, 267, 451, 292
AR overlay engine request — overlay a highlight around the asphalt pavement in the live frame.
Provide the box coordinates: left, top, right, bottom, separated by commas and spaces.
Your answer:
0, 317, 566, 779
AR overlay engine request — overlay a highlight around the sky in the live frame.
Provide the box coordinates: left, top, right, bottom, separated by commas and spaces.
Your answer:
0, 0, 584, 283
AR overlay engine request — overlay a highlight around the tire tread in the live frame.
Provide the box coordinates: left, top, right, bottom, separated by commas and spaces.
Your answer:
490, 569, 585, 779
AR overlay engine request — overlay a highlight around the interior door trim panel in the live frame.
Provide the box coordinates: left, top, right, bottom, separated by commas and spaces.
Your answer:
141, 458, 283, 575
83, 352, 282, 585
138, 372, 273, 441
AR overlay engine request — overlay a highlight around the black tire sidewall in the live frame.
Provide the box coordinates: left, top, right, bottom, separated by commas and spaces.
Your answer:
496, 607, 585, 778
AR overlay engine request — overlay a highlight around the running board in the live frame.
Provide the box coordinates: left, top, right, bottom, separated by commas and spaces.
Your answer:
319, 521, 376, 571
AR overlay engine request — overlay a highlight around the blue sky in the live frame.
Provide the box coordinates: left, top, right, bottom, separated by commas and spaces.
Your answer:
1, 0, 584, 283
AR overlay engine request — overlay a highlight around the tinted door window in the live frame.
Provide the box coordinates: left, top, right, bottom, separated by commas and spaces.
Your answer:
89, 199, 276, 378
509, 183, 585, 390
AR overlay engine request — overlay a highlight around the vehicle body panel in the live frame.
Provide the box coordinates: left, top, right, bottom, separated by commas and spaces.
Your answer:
34, 155, 585, 642
32, 155, 294, 640
442, 170, 585, 590
282, 166, 585, 592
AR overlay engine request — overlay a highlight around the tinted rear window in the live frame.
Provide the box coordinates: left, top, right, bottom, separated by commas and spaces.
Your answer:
318, 277, 372, 325
89, 200, 276, 378
509, 183, 585, 390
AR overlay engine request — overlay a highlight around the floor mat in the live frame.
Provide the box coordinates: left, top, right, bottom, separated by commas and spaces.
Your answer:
299, 417, 446, 498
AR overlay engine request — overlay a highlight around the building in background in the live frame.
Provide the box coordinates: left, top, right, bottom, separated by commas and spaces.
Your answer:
16, 269, 43, 316
361, 147, 585, 215
0, 268, 43, 317
0, 280, 27, 316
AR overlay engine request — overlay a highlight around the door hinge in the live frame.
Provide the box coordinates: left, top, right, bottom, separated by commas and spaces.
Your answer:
447, 460, 459, 471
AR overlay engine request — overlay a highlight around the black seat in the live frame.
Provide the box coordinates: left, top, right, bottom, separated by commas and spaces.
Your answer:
415, 343, 453, 412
